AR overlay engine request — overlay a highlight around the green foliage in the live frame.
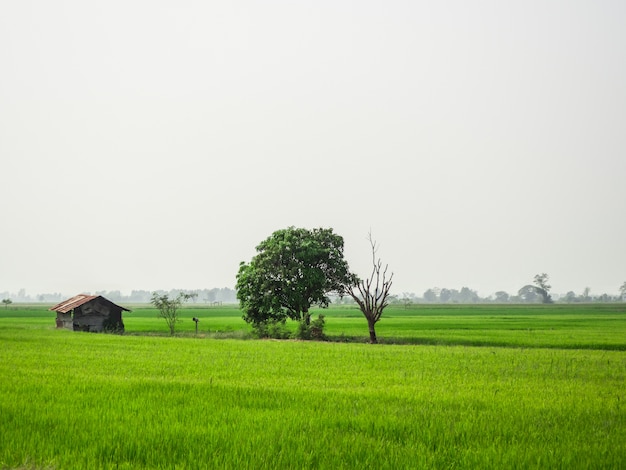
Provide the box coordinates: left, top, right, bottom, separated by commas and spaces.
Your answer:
150, 291, 192, 335
295, 314, 326, 340
236, 227, 352, 327
309, 314, 326, 340
250, 319, 291, 339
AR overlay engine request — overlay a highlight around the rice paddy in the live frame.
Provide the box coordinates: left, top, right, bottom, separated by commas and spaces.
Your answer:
1, 303, 625, 469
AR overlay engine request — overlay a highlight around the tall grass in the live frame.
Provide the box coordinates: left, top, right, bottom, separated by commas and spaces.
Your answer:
1, 304, 625, 468
117, 303, 626, 350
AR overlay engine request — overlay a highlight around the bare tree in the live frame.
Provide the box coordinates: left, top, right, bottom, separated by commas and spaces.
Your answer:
342, 234, 393, 344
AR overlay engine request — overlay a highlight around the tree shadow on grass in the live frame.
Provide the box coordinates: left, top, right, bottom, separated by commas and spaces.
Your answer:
121, 330, 626, 351
325, 334, 626, 351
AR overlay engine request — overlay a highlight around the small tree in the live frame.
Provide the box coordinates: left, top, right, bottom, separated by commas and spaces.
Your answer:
563, 291, 578, 303
2, 299, 12, 309
423, 288, 439, 302
400, 293, 413, 309
619, 282, 626, 301
518, 285, 542, 303
494, 291, 510, 303
342, 234, 393, 344
532, 273, 553, 304
151, 291, 192, 335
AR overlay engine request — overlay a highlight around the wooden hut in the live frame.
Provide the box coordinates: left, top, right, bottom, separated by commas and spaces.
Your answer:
50, 294, 129, 333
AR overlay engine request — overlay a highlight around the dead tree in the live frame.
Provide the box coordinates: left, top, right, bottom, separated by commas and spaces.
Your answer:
343, 234, 393, 344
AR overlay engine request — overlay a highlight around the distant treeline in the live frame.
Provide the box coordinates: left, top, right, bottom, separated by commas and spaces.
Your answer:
2, 286, 623, 304
0, 287, 238, 304
331, 287, 625, 305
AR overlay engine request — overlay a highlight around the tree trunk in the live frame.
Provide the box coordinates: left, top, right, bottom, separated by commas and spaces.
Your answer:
368, 318, 378, 344
304, 311, 311, 326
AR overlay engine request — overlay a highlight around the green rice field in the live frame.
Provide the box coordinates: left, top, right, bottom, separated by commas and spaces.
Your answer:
1, 303, 625, 469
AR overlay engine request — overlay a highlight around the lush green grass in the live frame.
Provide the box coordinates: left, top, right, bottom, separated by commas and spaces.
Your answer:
346, 304, 626, 350
59, 302, 626, 350
1, 304, 625, 468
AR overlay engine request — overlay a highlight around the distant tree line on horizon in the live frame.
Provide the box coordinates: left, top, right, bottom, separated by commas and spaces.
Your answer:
2, 282, 625, 305
333, 282, 626, 305
386, 289, 626, 305
0, 287, 238, 304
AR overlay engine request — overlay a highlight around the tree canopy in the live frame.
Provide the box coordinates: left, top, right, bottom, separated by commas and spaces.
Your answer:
236, 227, 352, 326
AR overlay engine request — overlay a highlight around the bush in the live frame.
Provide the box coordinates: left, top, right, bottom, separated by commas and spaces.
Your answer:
252, 319, 290, 339
294, 315, 326, 341
310, 314, 326, 340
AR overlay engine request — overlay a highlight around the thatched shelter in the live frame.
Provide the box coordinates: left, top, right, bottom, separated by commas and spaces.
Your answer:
50, 294, 129, 333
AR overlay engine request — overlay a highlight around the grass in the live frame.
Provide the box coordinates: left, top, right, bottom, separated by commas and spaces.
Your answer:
1, 303, 625, 468
110, 302, 626, 350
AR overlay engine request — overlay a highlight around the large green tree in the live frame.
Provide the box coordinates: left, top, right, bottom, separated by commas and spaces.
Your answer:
236, 227, 352, 327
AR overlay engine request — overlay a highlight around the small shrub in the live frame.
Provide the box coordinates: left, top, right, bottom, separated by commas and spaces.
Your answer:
252, 319, 290, 339
310, 314, 326, 340
295, 319, 311, 340
294, 315, 326, 341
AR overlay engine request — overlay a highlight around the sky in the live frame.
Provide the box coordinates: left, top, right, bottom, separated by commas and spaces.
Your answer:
1, 0, 625, 299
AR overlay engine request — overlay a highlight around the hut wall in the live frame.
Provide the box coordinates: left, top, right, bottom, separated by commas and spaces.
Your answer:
72, 299, 124, 333
56, 312, 73, 330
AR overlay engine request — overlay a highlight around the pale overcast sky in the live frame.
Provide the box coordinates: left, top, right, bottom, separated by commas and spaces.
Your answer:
1, 1, 624, 298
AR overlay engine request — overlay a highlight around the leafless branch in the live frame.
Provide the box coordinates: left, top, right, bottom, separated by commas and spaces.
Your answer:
345, 233, 393, 343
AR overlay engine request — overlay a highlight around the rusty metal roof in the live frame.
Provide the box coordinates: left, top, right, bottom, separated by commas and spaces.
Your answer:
49, 294, 130, 313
